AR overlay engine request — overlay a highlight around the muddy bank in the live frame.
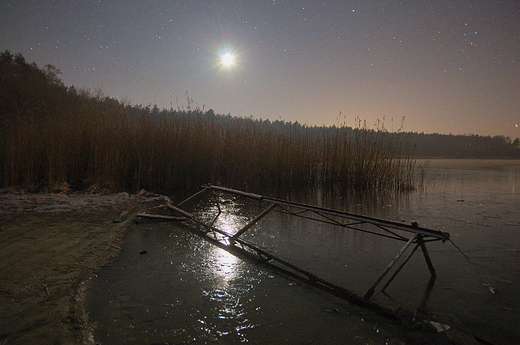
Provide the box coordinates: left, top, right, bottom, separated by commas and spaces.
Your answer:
0, 191, 168, 345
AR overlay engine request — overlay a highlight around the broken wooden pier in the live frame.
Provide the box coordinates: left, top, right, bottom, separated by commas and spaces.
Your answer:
137, 185, 453, 319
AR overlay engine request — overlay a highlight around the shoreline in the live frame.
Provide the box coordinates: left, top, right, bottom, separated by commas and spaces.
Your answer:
0, 191, 168, 344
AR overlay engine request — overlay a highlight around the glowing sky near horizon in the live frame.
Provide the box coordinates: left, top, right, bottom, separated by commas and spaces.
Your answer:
1, 1, 519, 138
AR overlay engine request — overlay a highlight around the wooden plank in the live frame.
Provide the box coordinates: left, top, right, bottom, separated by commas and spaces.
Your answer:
136, 213, 186, 221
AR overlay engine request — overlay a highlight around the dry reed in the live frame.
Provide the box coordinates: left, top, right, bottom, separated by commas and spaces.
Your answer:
0, 51, 422, 195
1, 102, 422, 194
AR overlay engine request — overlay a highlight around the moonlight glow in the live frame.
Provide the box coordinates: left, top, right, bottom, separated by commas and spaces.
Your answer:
222, 52, 234, 66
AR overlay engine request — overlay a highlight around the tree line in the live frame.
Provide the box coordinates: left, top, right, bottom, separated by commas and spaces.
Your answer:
402, 131, 519, 159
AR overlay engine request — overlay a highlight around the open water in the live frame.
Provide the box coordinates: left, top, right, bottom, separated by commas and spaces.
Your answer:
86, 159, 520, 344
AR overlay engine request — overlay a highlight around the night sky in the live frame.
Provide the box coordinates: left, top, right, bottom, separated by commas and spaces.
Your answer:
1, 1, 519, 138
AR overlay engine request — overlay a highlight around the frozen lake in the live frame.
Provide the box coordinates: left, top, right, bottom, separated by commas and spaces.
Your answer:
86, 159, 520, 344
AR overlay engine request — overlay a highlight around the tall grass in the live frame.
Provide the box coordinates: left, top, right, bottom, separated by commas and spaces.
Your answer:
1, 104, 421, 194
0, 51, 422, 195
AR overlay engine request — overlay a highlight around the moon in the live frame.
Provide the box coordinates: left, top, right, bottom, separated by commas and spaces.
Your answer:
222, 52, 234, 66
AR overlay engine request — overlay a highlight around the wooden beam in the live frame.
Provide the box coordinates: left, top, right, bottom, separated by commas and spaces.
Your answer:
364, 233, 418, 300
232, 203, 277, 240
136, 213, 186, 221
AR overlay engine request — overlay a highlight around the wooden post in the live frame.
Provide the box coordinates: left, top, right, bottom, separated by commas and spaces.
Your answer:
418, 235, 437, 278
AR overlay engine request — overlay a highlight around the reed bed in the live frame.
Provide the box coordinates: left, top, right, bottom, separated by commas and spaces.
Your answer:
0, 51, 422, 195
1, 105, 421, 194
